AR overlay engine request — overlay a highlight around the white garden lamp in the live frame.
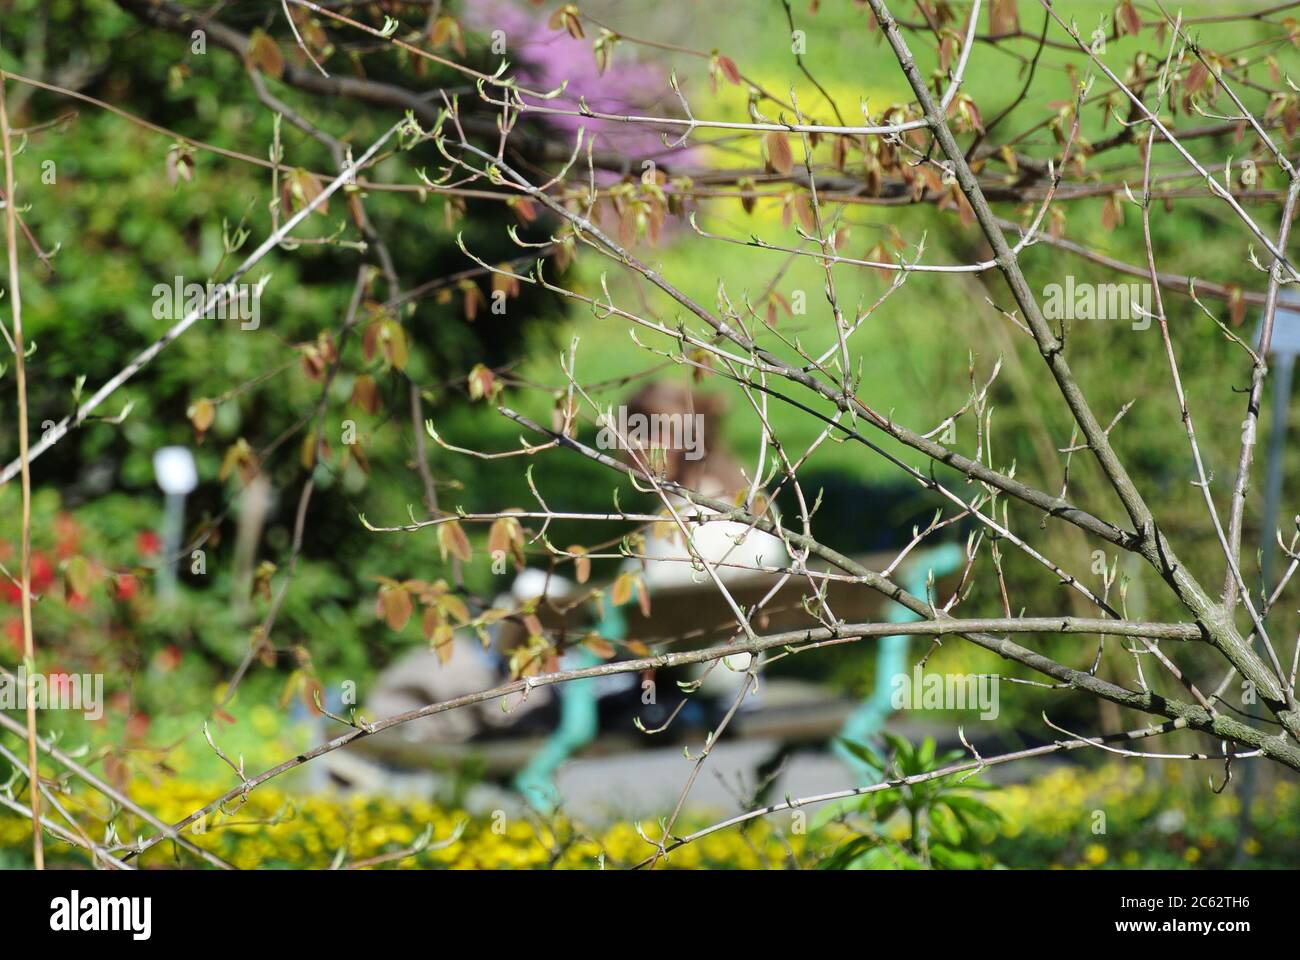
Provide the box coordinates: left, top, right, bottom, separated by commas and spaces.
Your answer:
152, 446, 198, 600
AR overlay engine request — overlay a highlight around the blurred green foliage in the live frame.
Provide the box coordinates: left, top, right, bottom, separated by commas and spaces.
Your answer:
0, 0, 578, 735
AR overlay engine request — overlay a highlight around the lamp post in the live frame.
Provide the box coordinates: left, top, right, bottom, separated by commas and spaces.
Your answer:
1234, 297, 1300, 861
1256, 301, 1300, 590
151, 446, 198, 601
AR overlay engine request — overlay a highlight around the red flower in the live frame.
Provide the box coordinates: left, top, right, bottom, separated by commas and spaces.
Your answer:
30, 552, 54, 593
136, 530, 161, 557
3, 552, 54, 604
155, 644, 183, 673
125, 712, 151, 742
115, 573, 139, 601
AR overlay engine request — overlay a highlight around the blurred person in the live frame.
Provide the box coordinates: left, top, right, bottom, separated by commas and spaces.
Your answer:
610, 382, 790, 695
616, 382, 789, 586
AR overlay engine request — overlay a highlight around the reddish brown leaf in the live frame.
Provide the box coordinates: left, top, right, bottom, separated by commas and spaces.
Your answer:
378, 583, 413, 631
437, 520, 472, 564
351, 374, 382, 414
765, 131, 794, 176
715, 53, 742, 85
467, 363, 496, 402
569, 545, 591, 583
248, 29, 285, 79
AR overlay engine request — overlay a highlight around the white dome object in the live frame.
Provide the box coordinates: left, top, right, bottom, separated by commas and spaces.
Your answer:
696, 651, 759, 703
635, 504, 787, 705
639, 510, 790, 589
511, 568, 576, 603
153, 446, 198, 495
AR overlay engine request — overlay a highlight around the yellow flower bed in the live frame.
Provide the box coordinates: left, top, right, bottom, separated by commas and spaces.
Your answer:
991, 762, 1248, 837
6, 760, 1294, 869
1, 777, 803, 870
988, 760, 1300, 869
